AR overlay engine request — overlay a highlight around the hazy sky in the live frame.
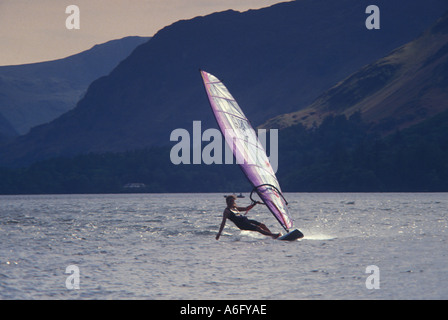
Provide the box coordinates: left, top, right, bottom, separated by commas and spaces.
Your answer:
0, 0, 288, 66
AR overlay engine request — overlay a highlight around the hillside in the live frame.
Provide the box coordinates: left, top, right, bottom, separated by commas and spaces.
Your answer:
0, 36, 149, 134
2, 0, 448, 166
0, 112, 17, 144
263, 11, 448, 134
1, 109, 447, 194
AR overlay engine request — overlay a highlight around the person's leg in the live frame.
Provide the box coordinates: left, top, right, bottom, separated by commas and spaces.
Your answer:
255, 226, 281, 238
258, 223, 272, 233
248, 220, 281, 239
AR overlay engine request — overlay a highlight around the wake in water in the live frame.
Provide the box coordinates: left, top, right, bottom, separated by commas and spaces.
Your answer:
238, 230, 335, 241
239, 230, 267, 240
302, 233, 336, 241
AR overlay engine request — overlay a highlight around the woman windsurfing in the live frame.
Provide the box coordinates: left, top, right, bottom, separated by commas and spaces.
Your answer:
216, 195, 281, 240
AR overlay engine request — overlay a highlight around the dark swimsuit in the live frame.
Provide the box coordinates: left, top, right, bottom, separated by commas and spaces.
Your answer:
226, 208, 262, 231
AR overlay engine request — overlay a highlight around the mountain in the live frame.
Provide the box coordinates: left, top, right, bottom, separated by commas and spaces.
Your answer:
2, 0, 448, 166
0, 112, 17, 144
262, 11, 448, 134
0, 36, 149, 134
2, 109, 447, 194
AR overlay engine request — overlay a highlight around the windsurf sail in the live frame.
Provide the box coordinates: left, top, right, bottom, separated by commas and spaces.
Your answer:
200, 70, 294, 231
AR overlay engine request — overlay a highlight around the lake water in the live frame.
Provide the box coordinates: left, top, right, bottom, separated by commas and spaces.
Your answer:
0, 193, 447, 300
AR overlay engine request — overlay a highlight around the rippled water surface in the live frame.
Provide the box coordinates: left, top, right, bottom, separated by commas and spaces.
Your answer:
0, 193, 447, 299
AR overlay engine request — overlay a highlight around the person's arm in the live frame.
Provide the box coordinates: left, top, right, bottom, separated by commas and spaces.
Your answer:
216, 209, 228, 240
237, 202, 257, 212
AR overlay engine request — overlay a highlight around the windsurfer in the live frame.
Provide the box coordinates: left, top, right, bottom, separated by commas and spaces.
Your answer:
216, 195, 281, 240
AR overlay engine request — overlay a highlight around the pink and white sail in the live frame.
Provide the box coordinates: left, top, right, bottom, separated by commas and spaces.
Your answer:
200, 70, 294, 231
